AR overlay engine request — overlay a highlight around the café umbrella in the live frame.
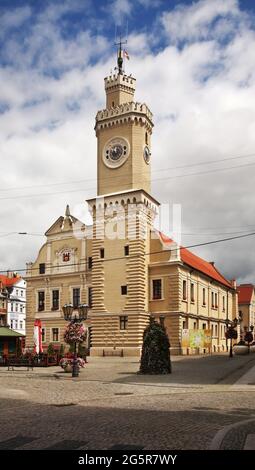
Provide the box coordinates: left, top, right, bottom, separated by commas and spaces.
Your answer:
33, 319, 43, 354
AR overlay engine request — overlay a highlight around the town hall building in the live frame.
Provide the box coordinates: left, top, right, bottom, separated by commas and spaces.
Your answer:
25, 46, 238, 356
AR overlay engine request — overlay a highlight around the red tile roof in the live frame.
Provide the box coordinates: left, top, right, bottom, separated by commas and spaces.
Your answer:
0, 275, 21, 288
237, 284, 254, 304
157, 231, 233, 289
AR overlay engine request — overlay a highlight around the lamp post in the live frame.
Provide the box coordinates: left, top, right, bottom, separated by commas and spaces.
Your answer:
225, 315, 241, 358
62, 303, 88, 377
244, 325, 254, 354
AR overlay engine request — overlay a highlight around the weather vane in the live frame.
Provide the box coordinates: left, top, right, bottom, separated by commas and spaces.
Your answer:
114, 23, 129, 75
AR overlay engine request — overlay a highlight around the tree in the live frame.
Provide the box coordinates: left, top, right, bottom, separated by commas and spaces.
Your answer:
140, 317, 172, 374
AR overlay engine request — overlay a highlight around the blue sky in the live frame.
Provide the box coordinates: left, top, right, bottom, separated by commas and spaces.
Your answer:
0, 0, 255, 282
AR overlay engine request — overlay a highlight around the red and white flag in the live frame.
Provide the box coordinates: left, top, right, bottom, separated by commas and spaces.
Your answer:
123, 49, 130, 60
34, 319, 43, 354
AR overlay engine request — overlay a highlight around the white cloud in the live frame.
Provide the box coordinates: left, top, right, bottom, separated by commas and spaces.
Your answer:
0, 5, 31, 34
161, 0, 241, 43
108, 0, 132, 25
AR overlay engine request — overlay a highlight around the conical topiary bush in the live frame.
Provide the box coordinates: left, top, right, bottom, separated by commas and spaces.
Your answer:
140, 317, 172, 374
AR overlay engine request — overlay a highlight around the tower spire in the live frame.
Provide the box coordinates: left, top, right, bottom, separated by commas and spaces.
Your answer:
115, 32, 127, 75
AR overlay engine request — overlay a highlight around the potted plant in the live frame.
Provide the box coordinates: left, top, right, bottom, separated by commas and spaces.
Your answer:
233, 340, 249, 355
59, 356, 86, 373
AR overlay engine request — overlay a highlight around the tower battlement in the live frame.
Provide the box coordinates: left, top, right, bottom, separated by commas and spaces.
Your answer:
104, 73, 136, 108
105, 73, 136, 88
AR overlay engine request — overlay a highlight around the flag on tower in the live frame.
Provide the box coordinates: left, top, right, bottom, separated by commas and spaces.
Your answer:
123, 49, 130, 60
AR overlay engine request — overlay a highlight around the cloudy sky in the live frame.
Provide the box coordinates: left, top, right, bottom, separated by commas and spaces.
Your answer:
0, 0, 255, 283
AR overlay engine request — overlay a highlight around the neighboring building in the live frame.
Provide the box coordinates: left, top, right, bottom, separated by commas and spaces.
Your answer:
7, 275, 26, 336
237, 284, 255, 329
0, 274, 26, 335
0, 279, 8, 327
25, 45, 238, 356
0, 275, 25, 356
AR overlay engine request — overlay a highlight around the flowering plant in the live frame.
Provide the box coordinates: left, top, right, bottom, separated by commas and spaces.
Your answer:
59, 357, 86, 369
64, 323, 87, 344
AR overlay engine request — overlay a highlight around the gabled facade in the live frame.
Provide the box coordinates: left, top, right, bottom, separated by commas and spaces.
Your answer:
237, 284, 255, 329
25, 206, 93, 351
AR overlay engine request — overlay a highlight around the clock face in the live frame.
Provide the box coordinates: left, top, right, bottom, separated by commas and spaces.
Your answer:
144, 145, 151, 164
103, 137, 130, 168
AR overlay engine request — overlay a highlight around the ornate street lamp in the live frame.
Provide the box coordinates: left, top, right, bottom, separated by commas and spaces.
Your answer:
62, 303, 88, 377
62, 304, 74, 322
225, 316, 241, 358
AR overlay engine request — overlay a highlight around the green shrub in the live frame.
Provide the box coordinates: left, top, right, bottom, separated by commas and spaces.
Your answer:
140, 317, 172, 375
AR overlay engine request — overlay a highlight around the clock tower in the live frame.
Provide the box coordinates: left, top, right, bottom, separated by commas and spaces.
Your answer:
87, 43, 159, 356
95, 45, 153, 196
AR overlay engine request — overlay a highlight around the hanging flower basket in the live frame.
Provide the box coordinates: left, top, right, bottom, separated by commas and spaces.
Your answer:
64, 323, 87, 344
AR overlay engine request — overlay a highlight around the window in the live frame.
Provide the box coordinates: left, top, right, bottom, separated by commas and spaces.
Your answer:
121, 285, 127, 295
182, 321, 186, 329
215, 293, 218, 308
88, 287, 93, 308
73, 288, 80, 309
211, 292, 214, 308
203, 288, 206, 306
145, 131, 148, 145
16, 289, 18, 296
10, 320, 13, 329
100, 248, 104, 259
191, 283, 195, 302
215, 324, 218, 337
202, 323, 207, 330
42, 328, 46, 343
15, 320, 18, 329
20, 321, 23, 329
11, 303, 13, 312
183, 280, 187, 301
21, 290, 23, 297
88, 257, 93, 270
39, 263, 45, 274
120, 316, 128, 330
52, 290, 59, 310
193, 322, 197, 329
223, 296, 225, 311
38, 291, 45, 311
15, 304, 18, 312
52, 328, 59, 342
152, 279, 162, 300
124, 245, 129, 256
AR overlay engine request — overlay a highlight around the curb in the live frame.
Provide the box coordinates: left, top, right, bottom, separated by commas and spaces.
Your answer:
209, 417, 255, 450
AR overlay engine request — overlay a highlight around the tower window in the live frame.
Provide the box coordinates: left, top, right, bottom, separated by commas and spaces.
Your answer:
88, 287, 93, 308
121, 285, 127, 295
112, 101, 115, 107
145, 131, 148, 145
124, 245, 129, 256
88, 257, 93, 269
100, 248, 104, 259
120, 316, 128, 330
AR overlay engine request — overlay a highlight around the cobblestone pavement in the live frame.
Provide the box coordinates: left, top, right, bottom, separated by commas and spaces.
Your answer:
0, 354, 255, 450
